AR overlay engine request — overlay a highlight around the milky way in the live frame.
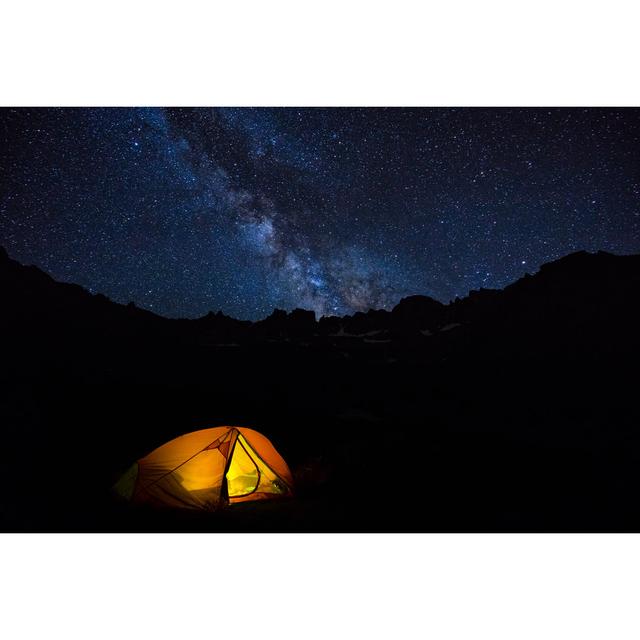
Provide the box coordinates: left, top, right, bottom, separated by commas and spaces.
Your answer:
1, 108, 639, 319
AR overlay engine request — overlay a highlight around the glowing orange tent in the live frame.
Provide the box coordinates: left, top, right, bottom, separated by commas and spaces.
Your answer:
114, 426, 293, 510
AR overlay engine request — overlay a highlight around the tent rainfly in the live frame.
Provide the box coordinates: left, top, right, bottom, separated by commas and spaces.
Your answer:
114, 426, 294, 510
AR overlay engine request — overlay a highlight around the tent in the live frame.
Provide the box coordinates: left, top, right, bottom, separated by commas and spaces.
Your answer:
115, 426, 294, 510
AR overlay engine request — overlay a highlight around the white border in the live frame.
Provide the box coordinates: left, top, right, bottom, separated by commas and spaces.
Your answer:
1, 0, 639, 106
2, 534, 640, 639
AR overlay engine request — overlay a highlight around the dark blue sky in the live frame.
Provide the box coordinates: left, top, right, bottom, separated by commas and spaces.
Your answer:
1, 107, 639, 319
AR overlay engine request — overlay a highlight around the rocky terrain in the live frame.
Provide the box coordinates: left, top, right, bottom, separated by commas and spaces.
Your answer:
1, 246, 639, 531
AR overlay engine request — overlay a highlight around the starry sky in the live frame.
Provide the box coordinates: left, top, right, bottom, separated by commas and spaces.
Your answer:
1, 107, 639, 319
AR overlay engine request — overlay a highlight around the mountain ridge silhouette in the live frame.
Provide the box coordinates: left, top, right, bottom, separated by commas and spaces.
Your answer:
2, 245, 639, 344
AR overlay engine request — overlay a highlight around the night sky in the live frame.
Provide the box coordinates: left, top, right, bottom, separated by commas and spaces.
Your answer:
1, 107, 639, 320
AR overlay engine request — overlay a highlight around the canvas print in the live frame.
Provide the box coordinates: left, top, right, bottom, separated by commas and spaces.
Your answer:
1, 107, 638, 532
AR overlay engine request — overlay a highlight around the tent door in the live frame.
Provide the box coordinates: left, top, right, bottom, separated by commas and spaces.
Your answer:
225, 434, 261, 498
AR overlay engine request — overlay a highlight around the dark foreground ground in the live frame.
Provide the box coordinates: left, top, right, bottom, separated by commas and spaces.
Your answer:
1, 248, 639, 531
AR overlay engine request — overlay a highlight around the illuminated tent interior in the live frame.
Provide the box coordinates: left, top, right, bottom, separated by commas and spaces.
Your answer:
114, 426, 294, 510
